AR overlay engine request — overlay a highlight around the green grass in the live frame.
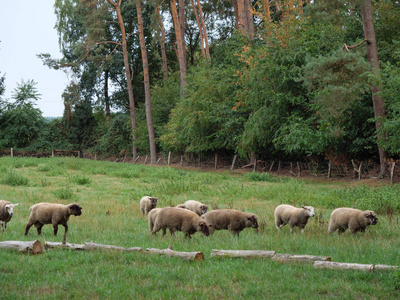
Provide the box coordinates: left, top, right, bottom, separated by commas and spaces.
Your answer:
0, 157, 399, 299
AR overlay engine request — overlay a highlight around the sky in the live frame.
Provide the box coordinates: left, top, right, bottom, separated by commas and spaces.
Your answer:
0, 1, 68, 117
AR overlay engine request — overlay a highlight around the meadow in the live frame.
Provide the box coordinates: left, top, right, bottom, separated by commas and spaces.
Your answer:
0, 156, 399, 299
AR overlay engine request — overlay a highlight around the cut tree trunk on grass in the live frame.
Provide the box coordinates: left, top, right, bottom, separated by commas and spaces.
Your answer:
374, 264, 399, 271
314, 261, 374, 272
0, 240, 43, 254
45, 242, 142, 252
273, 253, 331, 264
210, 249, 275, 259
145, 247, 204, 261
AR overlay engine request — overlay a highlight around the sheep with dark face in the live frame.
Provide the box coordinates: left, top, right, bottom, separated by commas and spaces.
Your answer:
201, 209, 258, 236
328, 207, 378, 234
176, 200, 208, 216
274, 204, 315, 234
152, 207, 210, 238
25, 202, 82, 244
140, 196, 158, 215
0, 200, 18, 231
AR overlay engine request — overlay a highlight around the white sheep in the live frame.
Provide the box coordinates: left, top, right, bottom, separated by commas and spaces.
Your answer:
140, 196, 158, 215
201, 209, 258, 236
274, 204, 315, 233
0, 200, 18, 231
152, 207, 210, 238
328, 207, 378, 234
177, 200, 208, 216
25, 202, 82, 244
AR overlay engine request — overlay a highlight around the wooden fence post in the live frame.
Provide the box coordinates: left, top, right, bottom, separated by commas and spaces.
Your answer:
11, 148, 13, 158
231, 155, 237, 170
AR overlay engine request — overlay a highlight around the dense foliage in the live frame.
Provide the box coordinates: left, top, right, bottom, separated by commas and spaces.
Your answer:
0, 0, 399, 165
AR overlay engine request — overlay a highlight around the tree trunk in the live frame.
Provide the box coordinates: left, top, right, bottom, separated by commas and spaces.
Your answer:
0, 240, 43, 254
137, 0, 157, 164
191, 0, 206, 59
272, 253, 331, 264
244, 0, 254, 38
171, 0, 187, 96
107, 0, 137, 159
211, 249, 276, 259
156, 6, 168, 81
196, 0, 210, 60
104, 69, 110, 119
360, 0, 387, 177
145, 247, 204, 261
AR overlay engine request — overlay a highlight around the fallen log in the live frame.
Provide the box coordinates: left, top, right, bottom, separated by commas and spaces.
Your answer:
273, 253, 331, 264
314, 261, 374, 272
374, 264, 399, 272
145, 247, 204, 261
44, 242, 85, 250
210, 249, 275, 259
84, 242, 142, 252
0, 240, 43, 254
45, 242, 142, 252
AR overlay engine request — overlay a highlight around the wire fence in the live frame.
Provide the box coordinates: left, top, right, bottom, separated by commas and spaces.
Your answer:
1, 148, 396, 182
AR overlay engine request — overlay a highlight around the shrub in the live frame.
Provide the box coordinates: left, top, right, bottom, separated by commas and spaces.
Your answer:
1, 170, 29, 186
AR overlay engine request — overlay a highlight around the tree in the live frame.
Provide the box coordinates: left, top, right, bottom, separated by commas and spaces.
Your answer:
136, 0, 156, 163
360, 0, 387, 177
0, 80, 44, 148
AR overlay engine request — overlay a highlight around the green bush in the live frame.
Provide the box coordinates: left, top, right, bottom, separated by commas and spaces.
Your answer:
1, 170, 29, 186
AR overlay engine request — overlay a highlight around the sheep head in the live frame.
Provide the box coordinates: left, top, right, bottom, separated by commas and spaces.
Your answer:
5, 203, 18, 216
246, 214, 259, 229
68, 204, 82, 216
302, 206, 315, 218
199, 221, 210, 236
200, 205, 208, 215
149, 197, 158, 208
365, 211, 378, 225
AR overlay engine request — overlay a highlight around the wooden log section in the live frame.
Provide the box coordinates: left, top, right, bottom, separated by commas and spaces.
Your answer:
211, 249, 275, 259
273, 253, 331, 264
45, 242, 142, 252
145, 248, 204, 261
314, 261, 374, 272
0, 240, 43, 254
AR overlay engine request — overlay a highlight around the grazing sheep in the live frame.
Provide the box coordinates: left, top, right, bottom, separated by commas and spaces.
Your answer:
176, 200, 208, 216
140, 196, 158, 215
328, 207, 378, 234
274, 204, 315, 233
201, 209, 258, 236
148, 208, 162, 234
152, 207, 210, 238
25, 202, 82, 244
0, 200, 18, 231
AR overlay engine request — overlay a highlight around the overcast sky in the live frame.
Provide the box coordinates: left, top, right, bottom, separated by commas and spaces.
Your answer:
0, 1, 68, 117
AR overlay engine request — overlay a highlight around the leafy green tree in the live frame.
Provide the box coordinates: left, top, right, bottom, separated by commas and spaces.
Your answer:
0, 80, 44, 148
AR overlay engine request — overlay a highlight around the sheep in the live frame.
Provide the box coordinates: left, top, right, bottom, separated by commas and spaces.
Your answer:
176, 200, 208, 216
140, 196, 158, 215
0, 200, 18, 231
328, 207, 378, 234
152, 207, 210, 238
148, 208, 161, 234
274, 204, 315, 234
25, 202, 82, 244
201, 209, 258, 236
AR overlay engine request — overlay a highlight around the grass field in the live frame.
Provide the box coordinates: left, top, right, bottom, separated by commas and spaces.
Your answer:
0, 157, 399, 299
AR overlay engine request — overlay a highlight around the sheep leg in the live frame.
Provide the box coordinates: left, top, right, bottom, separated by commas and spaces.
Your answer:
1, 221, 6, 231
53, 224, 59, 236
36, 224, 44, 235
62, 225, 68, 244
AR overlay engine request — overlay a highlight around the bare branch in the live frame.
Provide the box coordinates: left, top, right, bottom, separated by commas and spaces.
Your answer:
342, 39, 367, 52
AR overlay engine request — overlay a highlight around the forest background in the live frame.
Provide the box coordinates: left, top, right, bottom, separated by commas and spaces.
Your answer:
0, 0, 399, 177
